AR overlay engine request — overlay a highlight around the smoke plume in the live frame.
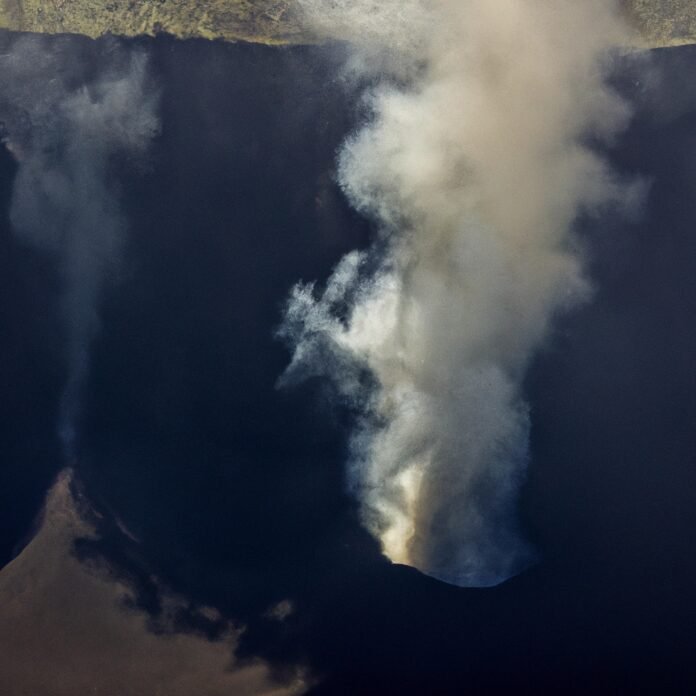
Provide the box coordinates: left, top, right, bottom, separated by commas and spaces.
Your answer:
280, 1, 641, 586
0, 36, 159, 462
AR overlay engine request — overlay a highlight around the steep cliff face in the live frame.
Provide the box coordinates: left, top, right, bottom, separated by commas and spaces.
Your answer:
0, 1, 693, 49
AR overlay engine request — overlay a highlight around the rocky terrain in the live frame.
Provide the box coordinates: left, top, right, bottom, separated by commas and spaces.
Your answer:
0, 0, 309, 44
0, 0, 694, 47
624, 0, 696, 47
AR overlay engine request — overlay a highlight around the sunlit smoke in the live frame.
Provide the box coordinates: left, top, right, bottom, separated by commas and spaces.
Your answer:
0, 36, 159, 462
280, 0, 642, 586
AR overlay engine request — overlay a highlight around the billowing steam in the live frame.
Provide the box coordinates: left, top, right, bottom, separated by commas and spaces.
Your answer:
0, 37, 159, 461
280, 1, 640, 586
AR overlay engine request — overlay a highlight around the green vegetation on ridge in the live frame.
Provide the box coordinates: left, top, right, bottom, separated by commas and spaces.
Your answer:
0, 1, 694, 48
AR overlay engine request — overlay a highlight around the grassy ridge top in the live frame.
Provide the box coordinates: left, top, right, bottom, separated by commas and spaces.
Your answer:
0, 0, 310, 44
0, 1, 695, 47
622, 0, 696, 47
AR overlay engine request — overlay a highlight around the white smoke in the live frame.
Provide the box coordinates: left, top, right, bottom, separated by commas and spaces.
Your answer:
280, 0, 641, 586
0, 37, 159, 461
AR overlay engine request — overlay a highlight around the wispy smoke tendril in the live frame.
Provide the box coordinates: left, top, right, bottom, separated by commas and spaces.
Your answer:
0, 36, 159, 462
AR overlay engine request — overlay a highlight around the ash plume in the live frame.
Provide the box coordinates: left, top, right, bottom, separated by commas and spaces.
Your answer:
0, 36, 159, 462
280, 0, 642, 586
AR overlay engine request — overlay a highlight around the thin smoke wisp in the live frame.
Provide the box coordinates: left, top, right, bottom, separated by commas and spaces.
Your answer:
0, 37, 159, 462
280, 0, 641, 586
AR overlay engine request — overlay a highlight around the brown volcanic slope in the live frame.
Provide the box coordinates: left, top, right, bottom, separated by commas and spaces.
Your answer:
0, 0, 694, 47
0, 473, 306, 696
